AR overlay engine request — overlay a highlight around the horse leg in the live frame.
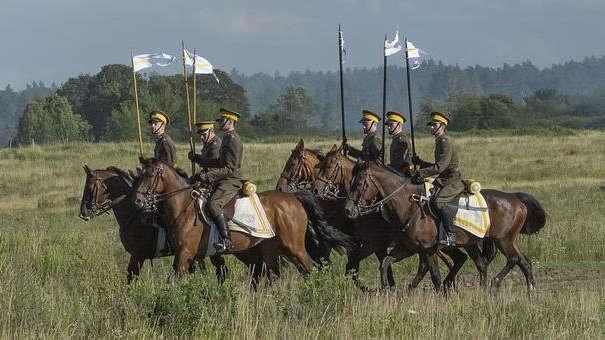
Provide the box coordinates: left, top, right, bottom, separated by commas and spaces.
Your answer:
127, 255, 144, 284
382, 243, 415, 291
209, 255, 228, 285
440, 247, 467, 293
345, 244, 374, 291
490, 240, 520, 292
375, 248, 396, 290
515, 247, 536, 293
408, 256, 429, 291
425, 253, 442, 293
464, 244, 489, 288
263, 252, 281, 284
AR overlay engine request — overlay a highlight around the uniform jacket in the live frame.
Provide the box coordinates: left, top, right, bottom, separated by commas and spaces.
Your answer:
154, 133, 177, 167
348, 131, 382, 163
191, 136, 221, 172
416, 134, 464, 202
197, 130, 243, 183
388, 131, 413, 174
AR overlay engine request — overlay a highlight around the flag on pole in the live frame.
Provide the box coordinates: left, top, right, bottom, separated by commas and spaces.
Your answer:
132, 53, 175, 72
339, 28, 347, 63
384, 30, 402, 56
183, 49, 219, 82
405, 41, 423, 69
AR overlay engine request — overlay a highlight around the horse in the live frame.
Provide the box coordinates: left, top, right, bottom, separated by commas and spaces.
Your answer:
277, 140, 455, 291
78, 164, 228, 283
345, 161, 546, 293
132, 157, 353, 286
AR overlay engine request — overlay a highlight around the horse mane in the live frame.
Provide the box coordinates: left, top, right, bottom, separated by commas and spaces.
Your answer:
140, 158, 190, 185
106, 166, 134, 186
305, 148, 325, 161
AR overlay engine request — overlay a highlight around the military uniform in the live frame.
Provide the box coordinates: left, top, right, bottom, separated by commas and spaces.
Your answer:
191, 136, 221, 171
197, 130, 244, 217
416, 134, 464, 204
154, 134, 177, 167
148, 111, 177, 167
348, 110, 383, 163
385, 111, 413, 175
413, 111, 464, 246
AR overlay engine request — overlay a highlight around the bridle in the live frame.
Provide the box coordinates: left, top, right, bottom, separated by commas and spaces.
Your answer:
315, 156, 348, 200
135, 165, 192, 213
84, 173, 129, 218
278, 150, 316, 191
349, 166, 413, 217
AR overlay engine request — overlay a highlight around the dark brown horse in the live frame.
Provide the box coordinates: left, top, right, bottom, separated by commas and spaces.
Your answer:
277, 140, 456, 291
345, 161, 546, 293
78, 165, 228, 283
132, 158, 352, 285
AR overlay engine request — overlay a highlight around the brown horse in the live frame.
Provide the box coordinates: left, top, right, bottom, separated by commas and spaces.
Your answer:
277, 140, 456, 291
132, 158, 353, 285
78, 165, 228, 283
345, 161, 546, 293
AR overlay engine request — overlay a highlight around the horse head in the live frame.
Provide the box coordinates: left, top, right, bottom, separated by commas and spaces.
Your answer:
276, 139, 323, 192
312, 143, 353, 199
79, 164, 127, 220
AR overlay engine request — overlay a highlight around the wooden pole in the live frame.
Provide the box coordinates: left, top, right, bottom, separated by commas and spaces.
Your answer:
381, 34, 387, 164
404, 37, 416, 157
192, 48, 197, 155
181, 41, 195, 174
131, 51, 144, 157
338, 25, 347, 154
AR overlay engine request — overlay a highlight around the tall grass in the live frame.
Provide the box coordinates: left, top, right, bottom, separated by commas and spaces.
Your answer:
0, 131, 603, 337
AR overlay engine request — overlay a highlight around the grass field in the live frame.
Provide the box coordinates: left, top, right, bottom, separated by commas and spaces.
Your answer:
0, 131, 604, 337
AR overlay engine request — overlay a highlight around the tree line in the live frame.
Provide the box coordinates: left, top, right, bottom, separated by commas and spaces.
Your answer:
3, 56, 605, 146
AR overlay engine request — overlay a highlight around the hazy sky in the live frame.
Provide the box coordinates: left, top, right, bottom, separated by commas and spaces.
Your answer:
1, 0, 604, 89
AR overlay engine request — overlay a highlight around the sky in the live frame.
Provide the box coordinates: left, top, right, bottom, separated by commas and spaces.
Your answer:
1, 0, 604, 89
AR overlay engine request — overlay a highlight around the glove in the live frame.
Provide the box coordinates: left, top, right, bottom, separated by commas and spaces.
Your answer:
412, 154, 422, 165
410, 172, 424, 185
187, 151, 195, 161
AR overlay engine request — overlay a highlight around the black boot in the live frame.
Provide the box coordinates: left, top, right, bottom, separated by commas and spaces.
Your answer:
213, 214, 233, 253
438, 205, 457, 246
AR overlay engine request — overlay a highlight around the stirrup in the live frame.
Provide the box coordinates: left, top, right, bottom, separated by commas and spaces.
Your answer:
214, 238, 233, 252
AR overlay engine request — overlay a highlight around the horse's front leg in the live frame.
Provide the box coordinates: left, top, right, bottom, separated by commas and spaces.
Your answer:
127, 255, 144, 284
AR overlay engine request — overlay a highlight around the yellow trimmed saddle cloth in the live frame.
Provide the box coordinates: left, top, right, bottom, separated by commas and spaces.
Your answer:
195, 182, 276, 256
424, 180, 491, 238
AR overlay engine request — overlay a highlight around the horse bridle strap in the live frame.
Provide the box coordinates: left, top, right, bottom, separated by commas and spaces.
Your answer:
279, 151, 315, 191
316, 158, 347, 199
353, 171, 409, 216
136, 166, 193, 211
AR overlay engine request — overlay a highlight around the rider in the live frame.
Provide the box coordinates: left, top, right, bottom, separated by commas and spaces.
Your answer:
188, 120, 221, 173
385, 111, 413, 176
148, 111, 177, 167
346, 109, 382, 163
193, 109, 244, 252
412, 111, 464, 246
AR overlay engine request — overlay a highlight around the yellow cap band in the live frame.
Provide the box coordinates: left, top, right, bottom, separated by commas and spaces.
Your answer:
387, 114, 405, 123
197, 123, 214, 131
222, 113, 239, 122
432, 114, 449, 125
363, 113, 380, 123
151, 113, 167, 124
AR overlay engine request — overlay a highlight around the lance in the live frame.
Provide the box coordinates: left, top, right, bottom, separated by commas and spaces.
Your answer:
181, 41, 195, 175
192, 48, 197, 155
130, 51, 144, 157
338, 25, 347, 154
381, 34, 387, 164
403, 36, 416, 157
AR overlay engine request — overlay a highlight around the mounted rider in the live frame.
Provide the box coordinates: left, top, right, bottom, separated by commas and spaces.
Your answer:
385, 111, 413, 176
188, 120, 221, 173
412, 111, 464, 246
346, 110, 383, 163
191, 109, 244, 252
148, 111, 177, 167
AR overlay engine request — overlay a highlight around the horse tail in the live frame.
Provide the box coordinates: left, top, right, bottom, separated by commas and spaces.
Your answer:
514, 192, 546, 235
293, 190, 355, 255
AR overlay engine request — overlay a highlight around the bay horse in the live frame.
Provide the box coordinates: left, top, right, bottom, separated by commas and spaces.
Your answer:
345, 161, 546, 293
277, 140, 455, 291
132, 158, 353, 285
78, 165, 227, 283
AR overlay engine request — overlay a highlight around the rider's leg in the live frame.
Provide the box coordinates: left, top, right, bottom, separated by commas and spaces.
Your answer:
433, 201, 457, 246
208, 182, 238, 252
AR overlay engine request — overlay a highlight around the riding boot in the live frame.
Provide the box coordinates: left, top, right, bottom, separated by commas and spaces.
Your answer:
438, 205, 457, 246
213, 214, 233, 253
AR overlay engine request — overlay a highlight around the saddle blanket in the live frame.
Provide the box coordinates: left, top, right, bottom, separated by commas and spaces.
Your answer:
424, 182, 491, 238
200, 193, 275, 257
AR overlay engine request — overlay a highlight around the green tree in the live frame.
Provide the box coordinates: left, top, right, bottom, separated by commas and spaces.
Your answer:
251, 86, 317, 134
14, 93, 90, 144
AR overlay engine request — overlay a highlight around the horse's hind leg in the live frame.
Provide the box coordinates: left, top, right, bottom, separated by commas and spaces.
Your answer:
441, 247, 468, 293
516, 249, 536, 293
465, 244, 489, 287
127, 255, 144, 284
209, 255, 228, 285
491, 240, 522, 292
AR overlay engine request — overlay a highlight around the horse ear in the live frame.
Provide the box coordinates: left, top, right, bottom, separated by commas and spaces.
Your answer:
83, 163, 92, 175
329, 144, 337, 153
296, 139, 304, 151
139, 156, 147, 165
